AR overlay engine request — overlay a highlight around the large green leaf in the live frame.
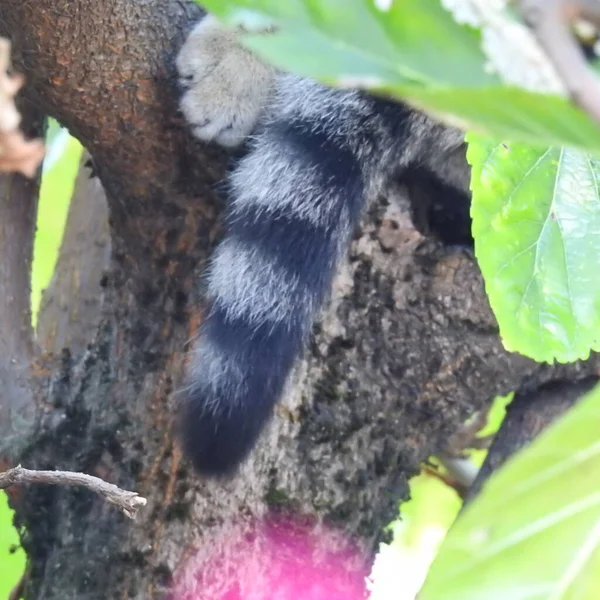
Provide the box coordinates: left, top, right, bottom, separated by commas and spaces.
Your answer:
469, 135, 600, 362
200, 0, 494, 87
197, 0, 600, 154
405, 86, 600, 153
420, 383, 600, 599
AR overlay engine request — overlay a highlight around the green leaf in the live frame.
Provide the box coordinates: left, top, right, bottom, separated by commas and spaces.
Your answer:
369, 0, 496, 87
404, 86, 600, 155
242, 25, 411, 86
420, 383, 600, 600
197, 0, 600, 154
469, 135, 600, 362
201, 0, 495, 87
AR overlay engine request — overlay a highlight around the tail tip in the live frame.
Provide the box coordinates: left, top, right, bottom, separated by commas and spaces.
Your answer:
176, 385, 266, 478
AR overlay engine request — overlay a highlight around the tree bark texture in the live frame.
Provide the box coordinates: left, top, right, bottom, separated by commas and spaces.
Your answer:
0, 2, 599, 599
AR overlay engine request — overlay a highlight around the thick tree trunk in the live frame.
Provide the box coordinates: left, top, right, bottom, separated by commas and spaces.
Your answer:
0, 2, 598, 598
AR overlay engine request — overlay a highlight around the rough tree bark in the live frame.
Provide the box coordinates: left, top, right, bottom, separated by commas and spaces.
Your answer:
0, 1, 598, 599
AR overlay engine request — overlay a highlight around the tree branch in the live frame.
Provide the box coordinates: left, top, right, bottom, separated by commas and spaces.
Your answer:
37, 154, 110, 356
442, 0, 564, 93
0, 94, 43, 458
0, 0, 226, 263
1, 465, 146, 519
466, 377, 599, 503
518, 0, 600, 122
447, 0, 600, 125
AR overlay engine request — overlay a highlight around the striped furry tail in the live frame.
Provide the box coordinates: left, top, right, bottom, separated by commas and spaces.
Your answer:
179, 87, 368, 475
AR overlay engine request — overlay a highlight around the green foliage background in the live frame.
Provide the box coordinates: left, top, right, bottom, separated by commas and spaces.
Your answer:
421, 384, 600, 599
0, 494, 24, 599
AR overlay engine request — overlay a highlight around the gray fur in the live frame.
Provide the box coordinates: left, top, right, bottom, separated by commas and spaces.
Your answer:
189, 337, 245, 410
177, 15, 277, 146
207, 236, 315, 326
228, 136, 347, 227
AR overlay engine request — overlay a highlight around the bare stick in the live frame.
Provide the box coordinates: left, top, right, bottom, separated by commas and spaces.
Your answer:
431, 404, 495, 496
444, 0, 600, 125
435, 455, 479, 494
0, 465, 147, 519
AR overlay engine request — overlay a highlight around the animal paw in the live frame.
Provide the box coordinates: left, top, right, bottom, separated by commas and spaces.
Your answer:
176, 16, 276, 147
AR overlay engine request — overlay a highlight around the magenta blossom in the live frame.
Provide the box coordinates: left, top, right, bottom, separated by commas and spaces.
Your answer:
170, 514, 370, 600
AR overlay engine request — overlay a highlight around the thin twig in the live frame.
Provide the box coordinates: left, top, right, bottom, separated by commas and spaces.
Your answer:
442, 404, 492, 457
464, 377, 598, 505
431, 405, 494, 496
0, 465, 147, 519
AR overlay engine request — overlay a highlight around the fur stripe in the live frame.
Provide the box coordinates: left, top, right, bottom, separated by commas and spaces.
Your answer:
228, 149, 356, 229
208, 119, 366, 329
207, 235, 316, 327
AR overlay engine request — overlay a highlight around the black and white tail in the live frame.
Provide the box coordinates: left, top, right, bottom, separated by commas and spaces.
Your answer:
179, 78, 387, 475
